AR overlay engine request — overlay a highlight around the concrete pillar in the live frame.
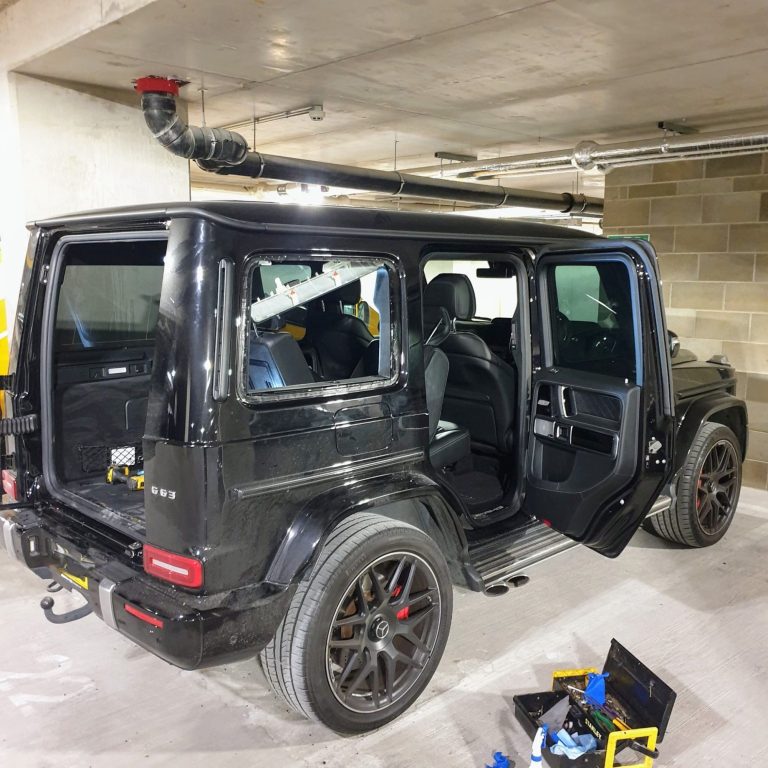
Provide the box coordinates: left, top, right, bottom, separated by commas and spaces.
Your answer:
0, 73, 190, 348
0, 0, 187, 353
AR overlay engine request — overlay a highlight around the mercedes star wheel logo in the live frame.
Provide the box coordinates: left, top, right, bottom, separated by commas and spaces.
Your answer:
374, 619, 390, 640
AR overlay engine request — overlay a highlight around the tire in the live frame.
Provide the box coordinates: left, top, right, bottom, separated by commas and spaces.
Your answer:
647, 422, 742, 547
260, 512, 453, 734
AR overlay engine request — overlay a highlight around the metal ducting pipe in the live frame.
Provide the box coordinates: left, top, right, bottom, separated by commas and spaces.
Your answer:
135, 77, 602, 217
409, 127, 768, 180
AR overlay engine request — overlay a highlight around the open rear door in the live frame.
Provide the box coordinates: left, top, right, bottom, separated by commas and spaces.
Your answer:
525, 238, 674, 557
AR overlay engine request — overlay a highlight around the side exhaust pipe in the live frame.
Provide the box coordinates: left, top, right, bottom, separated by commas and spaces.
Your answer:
135, 76, 603, 217
484, 574, 531, 596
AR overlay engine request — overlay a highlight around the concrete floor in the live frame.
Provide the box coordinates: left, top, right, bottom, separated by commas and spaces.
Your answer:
1, 487, 766, 767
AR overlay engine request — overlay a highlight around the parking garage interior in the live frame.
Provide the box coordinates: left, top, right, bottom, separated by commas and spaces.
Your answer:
1, 1, 767, 766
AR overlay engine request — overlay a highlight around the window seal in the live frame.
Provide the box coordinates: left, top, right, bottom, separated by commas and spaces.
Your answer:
236, 249, 405, 406
212, 259, 234, 402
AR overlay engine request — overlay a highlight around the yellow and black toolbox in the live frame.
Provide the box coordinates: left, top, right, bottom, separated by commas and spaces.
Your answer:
513, 639, 676, 768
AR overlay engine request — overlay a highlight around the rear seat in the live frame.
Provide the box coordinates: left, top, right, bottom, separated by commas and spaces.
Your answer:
248, 330, 315, 390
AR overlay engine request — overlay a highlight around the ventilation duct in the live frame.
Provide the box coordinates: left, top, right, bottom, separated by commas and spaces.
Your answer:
407, 128, 768, 180
136, 77, 602, 217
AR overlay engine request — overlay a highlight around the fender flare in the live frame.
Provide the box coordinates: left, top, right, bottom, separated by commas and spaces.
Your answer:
264, 469, 470, 589
674, 392, 748, 475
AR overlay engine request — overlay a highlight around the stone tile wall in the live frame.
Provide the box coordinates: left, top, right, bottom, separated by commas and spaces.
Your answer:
602, 154, 768, 489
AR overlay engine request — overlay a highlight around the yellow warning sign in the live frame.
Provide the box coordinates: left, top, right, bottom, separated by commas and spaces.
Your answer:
59, 570, 90, 591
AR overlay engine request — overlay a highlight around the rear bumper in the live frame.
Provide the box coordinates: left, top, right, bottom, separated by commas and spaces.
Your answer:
1, 507, 293, 670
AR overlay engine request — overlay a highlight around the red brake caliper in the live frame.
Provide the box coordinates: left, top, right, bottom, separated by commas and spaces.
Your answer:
392, 585, 409, 620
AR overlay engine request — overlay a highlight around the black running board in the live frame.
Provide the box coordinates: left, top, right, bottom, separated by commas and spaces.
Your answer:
468, 518, 576, 593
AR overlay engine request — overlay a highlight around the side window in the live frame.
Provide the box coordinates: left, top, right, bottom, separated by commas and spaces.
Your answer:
244, 255, 397, 397
549, 261, 637, 380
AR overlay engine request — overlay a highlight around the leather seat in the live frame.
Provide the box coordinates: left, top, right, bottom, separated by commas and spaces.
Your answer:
248, 330, 315, 390
430, 420, 471, 468
422, 307, 471, 468
424, 274, 517, 454
304, 280, 373, 380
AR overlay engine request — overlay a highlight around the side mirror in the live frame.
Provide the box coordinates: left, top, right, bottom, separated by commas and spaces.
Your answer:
668, 330, 680, 358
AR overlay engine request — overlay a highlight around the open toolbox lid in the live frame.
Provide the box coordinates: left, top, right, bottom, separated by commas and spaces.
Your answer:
602, 639, 676, 740
553, 638, 677, 742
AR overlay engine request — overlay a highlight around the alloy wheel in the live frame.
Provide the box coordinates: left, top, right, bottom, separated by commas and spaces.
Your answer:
325, 551, 442, 713
696, 439, 739, 535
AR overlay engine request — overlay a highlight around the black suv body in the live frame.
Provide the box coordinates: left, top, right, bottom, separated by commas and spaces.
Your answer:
1, 202, 746, 732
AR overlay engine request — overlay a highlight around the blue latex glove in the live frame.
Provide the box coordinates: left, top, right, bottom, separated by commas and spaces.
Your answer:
485, 751, 512, 768
584, 672, 610, 707
550, 729, 598, 758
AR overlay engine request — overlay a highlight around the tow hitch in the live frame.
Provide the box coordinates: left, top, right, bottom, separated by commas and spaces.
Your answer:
40, 596, 93, 624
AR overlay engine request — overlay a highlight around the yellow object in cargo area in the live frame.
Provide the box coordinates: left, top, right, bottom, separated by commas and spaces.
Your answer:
0, 237, 9, 416
0, 299, 8, 418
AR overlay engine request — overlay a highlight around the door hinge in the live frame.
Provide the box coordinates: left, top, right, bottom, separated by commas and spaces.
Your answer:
0, 414, 39, 436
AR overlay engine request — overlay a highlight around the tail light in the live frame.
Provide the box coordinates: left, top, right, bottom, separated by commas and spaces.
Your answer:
143, 544, 203, 588
2, 470, 17, 501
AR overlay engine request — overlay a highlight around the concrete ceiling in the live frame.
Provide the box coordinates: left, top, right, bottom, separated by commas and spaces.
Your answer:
15, 0, 768, 196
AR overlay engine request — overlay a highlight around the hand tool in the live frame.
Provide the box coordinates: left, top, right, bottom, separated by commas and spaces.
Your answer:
106, 465, 145, 491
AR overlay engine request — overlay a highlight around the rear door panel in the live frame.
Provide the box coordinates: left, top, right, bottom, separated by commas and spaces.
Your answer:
526, 239, 674, 557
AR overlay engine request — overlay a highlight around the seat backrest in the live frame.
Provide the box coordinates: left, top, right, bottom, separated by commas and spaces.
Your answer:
424, 273, 517, 453
304, 279, 373, 380
424, 344, 449, 441
248, 331, 315, 390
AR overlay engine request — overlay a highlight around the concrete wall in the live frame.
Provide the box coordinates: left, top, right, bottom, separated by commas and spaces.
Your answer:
0, 73, 189, 345
603, 154, 768, 489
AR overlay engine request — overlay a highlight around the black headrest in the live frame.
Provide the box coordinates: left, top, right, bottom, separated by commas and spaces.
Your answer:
424, 274, 475, 320
324, 279, 361, 306
424, 306, 452, 347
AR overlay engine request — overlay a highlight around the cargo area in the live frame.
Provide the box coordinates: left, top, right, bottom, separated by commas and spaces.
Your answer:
44, 238, 166, 540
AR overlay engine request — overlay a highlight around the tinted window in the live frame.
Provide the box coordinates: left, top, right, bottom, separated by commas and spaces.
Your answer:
55, 242, 165, 350
549, 262, 637, 380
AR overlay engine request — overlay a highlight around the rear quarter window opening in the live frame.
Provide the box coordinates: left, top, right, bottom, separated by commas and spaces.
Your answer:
241, 253, 401, 401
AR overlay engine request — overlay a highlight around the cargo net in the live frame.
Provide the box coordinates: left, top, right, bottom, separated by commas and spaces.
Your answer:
79, 443, 143, 474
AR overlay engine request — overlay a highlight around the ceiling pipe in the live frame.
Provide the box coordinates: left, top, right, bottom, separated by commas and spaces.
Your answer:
135, 77, 602, 217
407, 126, 768, 179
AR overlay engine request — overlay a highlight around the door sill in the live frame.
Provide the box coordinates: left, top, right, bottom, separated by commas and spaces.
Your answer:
468, 517, 577, 592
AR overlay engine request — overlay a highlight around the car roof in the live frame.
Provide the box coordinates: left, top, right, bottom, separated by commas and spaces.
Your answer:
33, 200, 599, 242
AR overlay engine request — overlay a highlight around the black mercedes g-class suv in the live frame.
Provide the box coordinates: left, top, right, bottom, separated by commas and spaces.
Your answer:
1, 201, 746, 733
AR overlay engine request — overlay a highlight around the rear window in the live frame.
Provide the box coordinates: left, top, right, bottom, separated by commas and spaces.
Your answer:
54, 241, 166, 350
